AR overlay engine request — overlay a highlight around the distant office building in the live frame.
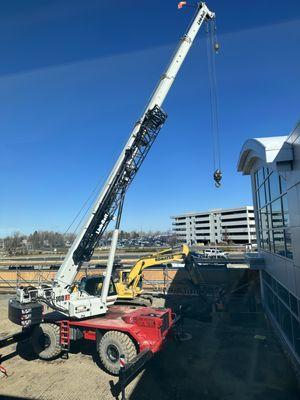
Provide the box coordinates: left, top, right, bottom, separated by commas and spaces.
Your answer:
171, 206, 256, 245
238, 121, 300, 367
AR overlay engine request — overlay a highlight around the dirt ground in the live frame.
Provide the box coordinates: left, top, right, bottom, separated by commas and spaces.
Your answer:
0, 294, 299, 400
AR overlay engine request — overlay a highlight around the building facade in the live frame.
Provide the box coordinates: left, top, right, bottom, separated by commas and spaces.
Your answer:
238, 121, 300, 367
171, 206, 256, 245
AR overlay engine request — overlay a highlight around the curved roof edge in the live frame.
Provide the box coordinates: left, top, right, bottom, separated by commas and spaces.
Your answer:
237, 136, 291, 175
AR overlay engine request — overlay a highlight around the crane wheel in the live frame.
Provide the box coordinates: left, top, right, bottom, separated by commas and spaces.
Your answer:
98, 330, 137, 375
32, 323, 62, 360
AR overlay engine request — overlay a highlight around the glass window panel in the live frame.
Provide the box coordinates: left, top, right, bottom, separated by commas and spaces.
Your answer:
271, 199, 283, 228
278, 300, 293, 344
267, 286, 275, 314
263, 271, 272, 286
282, 195, 289, 226
261, 229, 270, 251
265, 179, 271, 204
259, 232, 264, 249
264, 284, 270, 304
257, 230, 262, 248
271, 274, 277, 292
264, 167, 270, 178
259, 185, 266, 207
269, 171, 281, 201
254, 171, 259, 191
292, 315, 300, 355
290, 293, 298, 316
257, 168, 265, 187
284, 229, 293, 259
254, 172, 258, 189
273, 229, 285, 257
256, 191, 260, 210
256, 210, 262, 232
280, 175, 287, 194
277, 282, 289, 305
260, 207, 269, 230
274, 295, 279, 320
269, 229, 274, 253
267, 204, 272, 230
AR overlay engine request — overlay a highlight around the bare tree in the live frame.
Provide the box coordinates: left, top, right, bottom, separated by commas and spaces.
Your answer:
3, 231, 26, 255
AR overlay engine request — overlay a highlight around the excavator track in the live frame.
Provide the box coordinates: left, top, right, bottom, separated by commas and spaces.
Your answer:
115, 296, 152, 307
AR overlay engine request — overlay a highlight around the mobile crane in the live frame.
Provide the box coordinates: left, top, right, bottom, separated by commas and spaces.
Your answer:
8, 2, 215, 375
80, 245, 190, 306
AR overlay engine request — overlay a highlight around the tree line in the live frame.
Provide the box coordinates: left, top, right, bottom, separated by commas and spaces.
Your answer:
0, 229, 172, 255
1, 231, 76, 255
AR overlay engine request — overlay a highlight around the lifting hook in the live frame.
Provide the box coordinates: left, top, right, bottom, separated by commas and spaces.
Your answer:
213, 169, 222, 188
214, 42, 220, 53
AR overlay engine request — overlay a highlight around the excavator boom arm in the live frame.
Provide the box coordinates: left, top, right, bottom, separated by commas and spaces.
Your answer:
127, 245, 190, 290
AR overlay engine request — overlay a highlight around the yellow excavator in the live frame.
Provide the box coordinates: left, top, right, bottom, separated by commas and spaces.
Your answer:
79, 244, 190, 306
114, 244, 190, 306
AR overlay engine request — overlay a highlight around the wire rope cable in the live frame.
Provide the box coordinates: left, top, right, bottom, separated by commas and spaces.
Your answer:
63, 177, 106, 236
206, 18, 222, 187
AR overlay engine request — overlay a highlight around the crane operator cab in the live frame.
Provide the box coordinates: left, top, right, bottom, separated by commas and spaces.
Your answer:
78, 275, 117, 299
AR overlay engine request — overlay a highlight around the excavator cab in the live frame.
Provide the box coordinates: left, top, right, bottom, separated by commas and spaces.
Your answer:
119, 269, 143, 289
79, 275, 117, 297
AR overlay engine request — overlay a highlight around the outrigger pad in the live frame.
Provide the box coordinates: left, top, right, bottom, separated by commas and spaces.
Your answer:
8, 299, 43, 327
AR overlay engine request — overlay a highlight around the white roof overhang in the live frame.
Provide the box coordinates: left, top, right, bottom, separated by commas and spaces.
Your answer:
237, 136, 293, 175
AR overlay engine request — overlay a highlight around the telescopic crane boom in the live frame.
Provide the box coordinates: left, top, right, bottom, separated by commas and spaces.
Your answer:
11, 2, 215, 321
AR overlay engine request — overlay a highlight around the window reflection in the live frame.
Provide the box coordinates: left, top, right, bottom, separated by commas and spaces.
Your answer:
273, 229, 285, 257
264, 167, 270, 178
256, 190, 260, 209
269, 172, 281, 201
269, 229, 274, 252
254, 167, 292, 259
290, 293, 298, 316
263, 271, 300, 358
261, 230, 270, 250
265, 179, 270, 204
280, 175, 287, 193
260, 207, 269, 230
259, 185, 266, 207
285, 229, 293, 259
279, 301, 293, 343
257, 168, 264, 187
271, 199, 283, 228
282, 195, 289, 226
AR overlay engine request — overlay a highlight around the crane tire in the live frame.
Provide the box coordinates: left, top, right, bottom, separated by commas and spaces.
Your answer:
32, 323, 62, 360
98, 330, 137, 375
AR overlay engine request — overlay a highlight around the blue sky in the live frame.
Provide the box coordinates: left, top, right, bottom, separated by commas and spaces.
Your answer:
1, 0, 300, 236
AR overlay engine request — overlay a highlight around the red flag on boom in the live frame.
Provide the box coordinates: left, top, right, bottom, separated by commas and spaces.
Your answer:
178, 2, 187, 9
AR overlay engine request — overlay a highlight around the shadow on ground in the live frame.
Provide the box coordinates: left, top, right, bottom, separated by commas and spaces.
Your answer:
128, 315, 299, 400
128, 267, 299, 400
16, 335, 106, 372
